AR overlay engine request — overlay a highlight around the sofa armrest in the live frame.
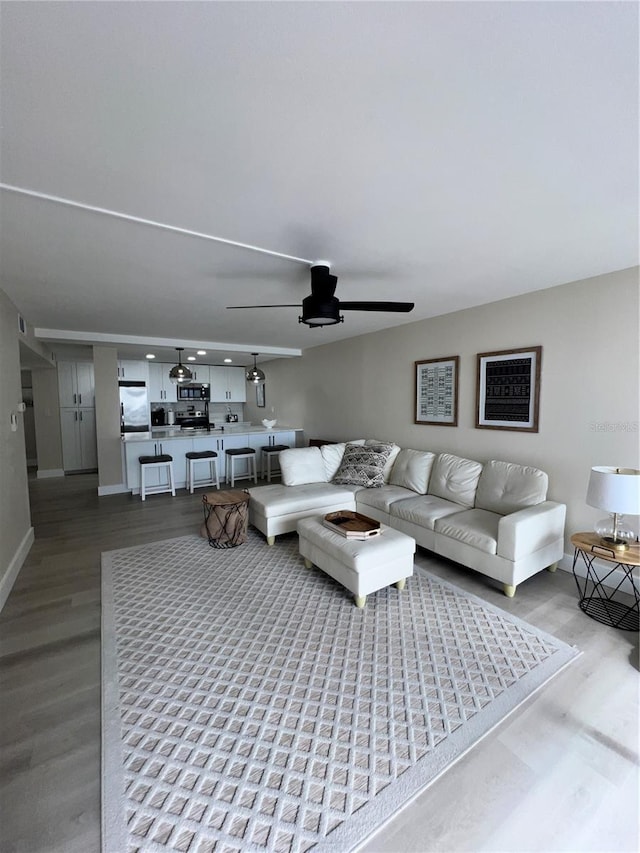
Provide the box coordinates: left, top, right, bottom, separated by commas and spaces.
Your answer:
497, 501, 566, 561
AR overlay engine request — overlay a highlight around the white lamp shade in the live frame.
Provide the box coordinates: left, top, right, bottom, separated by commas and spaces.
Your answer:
586, 467, 640, 515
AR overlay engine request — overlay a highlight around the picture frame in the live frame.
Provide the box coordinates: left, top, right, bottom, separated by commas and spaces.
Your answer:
476, 346, 542, 432
414, 355, 459, 426
256, 383, 265, 408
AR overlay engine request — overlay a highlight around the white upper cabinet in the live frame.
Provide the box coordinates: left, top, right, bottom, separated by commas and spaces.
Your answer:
58, 361, 95, 408
188, 365, 210, 384
148, 362, 174, 402
148, 363, 210, 400
117, 360, 149, 382
210, 366, 247, 402
227, 367, 247, 401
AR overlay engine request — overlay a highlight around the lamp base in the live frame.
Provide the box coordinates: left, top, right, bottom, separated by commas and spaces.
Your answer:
598, 535, 630, 552
595, 513, 635, 551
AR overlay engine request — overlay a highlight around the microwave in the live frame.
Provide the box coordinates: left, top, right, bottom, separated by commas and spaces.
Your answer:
177, 383, 211, 401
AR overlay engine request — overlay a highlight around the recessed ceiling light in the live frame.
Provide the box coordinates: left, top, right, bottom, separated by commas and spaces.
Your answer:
197, 350, 207, 356
224, 358, 232, 363
145, 353, 156, 359
187, 356, 196, 361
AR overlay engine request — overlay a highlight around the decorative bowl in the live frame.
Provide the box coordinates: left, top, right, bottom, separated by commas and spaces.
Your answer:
262, 419, 277, 429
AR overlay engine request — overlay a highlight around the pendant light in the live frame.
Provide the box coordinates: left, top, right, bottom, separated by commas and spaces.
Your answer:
246, 352, 265, 385
169, 347, 193, 384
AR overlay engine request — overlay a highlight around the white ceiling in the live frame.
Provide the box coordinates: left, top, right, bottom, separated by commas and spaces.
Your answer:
1, 2, 638, 365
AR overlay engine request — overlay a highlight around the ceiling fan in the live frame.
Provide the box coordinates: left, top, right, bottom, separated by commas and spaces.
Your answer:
227, 263, 414, 328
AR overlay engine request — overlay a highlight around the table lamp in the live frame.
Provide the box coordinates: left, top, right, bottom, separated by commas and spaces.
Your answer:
586, 466, 640, 551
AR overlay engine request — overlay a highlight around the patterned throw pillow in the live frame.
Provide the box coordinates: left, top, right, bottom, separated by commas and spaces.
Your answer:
332, 443, 394, 488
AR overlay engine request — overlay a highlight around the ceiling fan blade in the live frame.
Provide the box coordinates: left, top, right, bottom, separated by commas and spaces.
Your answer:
215, 267, 309, 282
226, 304, 302, 309
339, 301, 415, 313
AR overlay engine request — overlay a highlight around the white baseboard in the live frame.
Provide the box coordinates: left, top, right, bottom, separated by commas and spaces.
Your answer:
558, 549, 637, 597
37, 468, 65, 479
98, 483, 129, 496
0, 527, 34, 613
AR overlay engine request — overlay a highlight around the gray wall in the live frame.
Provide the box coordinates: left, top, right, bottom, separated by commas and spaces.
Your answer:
259, 267, 640, 551
0, 289, 33, 608
20, 370, 37, 464
31, 368, 64, 475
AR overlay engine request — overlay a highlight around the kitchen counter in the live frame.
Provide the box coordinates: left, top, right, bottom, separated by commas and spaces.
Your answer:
122, 425, 301, 493
122, 425, 302, 442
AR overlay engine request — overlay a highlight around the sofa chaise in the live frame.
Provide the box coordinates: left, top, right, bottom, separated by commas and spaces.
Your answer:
248, 440, 566, 597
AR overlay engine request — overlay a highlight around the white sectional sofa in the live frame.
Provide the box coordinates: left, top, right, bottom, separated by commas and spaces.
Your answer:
248, 440, 566, 597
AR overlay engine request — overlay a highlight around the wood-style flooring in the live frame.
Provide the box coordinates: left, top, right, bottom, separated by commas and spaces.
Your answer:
0, 472, 638, 853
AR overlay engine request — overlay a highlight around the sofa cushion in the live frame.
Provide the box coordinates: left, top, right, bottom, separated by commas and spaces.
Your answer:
434, 509, 500, 555
332, 443, 394, 488
249, 482, 356, 517
320, 438, 367, 479
356, 484, 418, 514
389, 494, 467, 530
365, 440, 402, 482
428, 453, 483, 508
280, 447, 328, 486
389, 449, 436, 494
320, 442, 346, 479
475, 460, 548, 516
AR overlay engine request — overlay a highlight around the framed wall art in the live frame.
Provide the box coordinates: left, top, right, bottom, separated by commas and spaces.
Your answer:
476, 346, 542, 432
256, 383, 265, 408
415, 355, 459, 426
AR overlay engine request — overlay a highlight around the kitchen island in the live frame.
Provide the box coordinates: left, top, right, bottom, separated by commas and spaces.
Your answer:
122, 425, 302, 493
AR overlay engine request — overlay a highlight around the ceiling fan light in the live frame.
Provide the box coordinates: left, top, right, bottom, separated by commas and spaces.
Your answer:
246, 353, 265, 385
300, 295, 342, 327
169, 347, 193, 384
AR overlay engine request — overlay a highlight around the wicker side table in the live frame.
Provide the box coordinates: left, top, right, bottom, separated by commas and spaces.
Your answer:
202, 489, 251, 549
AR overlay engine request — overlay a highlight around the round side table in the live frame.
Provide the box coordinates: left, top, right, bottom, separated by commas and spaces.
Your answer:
571, 532, 639, 631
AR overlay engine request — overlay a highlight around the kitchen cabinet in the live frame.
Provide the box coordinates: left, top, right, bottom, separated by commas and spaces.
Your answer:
117, 360, 149, 382
148, 362, 175, 402
124, 437, 189, 491
122, 427, 301, 493
60, 407, 97, 471
250, 430, 296, 452
191, 435, 224, 483
193, 433, 247, 482
190, 433, 258, 483
271, 430, 295, 449
124, 434, 250, 491
188, 365, 209, 384
58, 361, 97, 472
209, 366, 247, 402
58, 361, 95, 408
216, 433, 256, 482
249, 430, 296, 477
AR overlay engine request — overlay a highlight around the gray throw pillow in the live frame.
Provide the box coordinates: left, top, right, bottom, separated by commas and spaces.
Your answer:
332, 442, 394, 488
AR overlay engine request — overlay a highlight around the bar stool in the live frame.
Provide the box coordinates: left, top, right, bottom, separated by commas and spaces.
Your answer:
185, 450, 219, 494
139, 454, 175, 501
260, 444, 290, 482
225, 447, 257, 488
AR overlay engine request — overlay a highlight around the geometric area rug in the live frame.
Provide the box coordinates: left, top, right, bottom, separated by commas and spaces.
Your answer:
101, 530, 579, 853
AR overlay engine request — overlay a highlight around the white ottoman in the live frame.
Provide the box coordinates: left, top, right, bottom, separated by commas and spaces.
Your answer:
297, 516, 416, 607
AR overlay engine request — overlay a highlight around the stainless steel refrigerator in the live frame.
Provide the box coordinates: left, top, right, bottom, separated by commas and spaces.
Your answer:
119, 381, 149, 433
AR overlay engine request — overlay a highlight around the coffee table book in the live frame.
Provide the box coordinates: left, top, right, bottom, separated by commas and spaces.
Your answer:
323, 511, 381, 539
